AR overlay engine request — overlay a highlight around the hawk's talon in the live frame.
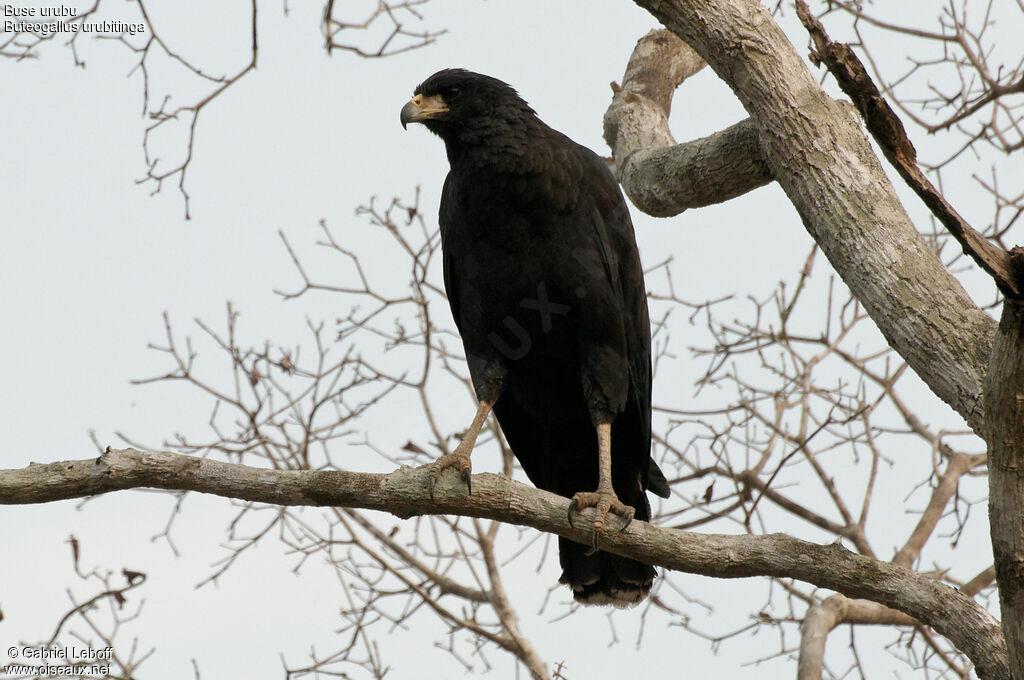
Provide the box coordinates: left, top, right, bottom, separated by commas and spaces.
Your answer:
618, 508, 635, 533
427, 465, 444, 501
567, 498, 579, 527
424, 449, 473, 500
568, 488, 636, 547
567, 498, 598, 551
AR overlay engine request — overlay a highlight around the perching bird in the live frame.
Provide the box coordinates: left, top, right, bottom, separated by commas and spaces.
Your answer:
400, 69, 670, 607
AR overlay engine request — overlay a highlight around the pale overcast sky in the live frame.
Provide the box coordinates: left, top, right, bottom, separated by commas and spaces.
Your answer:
2, 1, 1013, 678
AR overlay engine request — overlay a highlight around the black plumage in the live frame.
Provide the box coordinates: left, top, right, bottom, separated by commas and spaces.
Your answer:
400, 69, 669, 606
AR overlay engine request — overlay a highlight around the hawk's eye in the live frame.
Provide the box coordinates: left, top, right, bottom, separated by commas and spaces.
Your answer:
446, 87, 461, 100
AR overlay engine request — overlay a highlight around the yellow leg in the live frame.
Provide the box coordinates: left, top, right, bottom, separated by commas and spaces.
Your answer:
427, 400, 493, 499
568, 422, 636, 547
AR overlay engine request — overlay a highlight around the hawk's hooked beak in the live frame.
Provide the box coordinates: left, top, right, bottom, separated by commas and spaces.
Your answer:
400, 93, 449, 129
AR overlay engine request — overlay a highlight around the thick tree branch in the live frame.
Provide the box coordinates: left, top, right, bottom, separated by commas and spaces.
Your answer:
892, 452, 983, 569
603, 30, 772, 216
478, 520, 550, 680
795, 0, 1022, 300
962, 565, 998, 598
798, 593, 915, 680
628, 0, 995, 435
0, 448, 1009, 678
984, 296, 1024, 679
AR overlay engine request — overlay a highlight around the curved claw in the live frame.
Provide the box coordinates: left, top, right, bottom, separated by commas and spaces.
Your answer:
618, 508, 635, 533
567, 498, 578, 527
424, 450, 473, 502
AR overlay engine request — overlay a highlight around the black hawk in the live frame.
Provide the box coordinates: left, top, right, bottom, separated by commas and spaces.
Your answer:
400, 69, 669, 606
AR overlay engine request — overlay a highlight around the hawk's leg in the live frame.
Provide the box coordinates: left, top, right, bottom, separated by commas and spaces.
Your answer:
427, 399, 493, 499
568, 422, 636, 548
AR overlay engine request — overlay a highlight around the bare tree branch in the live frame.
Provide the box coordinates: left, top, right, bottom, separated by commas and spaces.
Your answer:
796, 0, 1022, 299
323, 0, 445, 57
817, 0, 1024, 159
2, 0, 445, 218
603, 30, 772, 216
0, 447, 1009, 679
983, 295, 1024, 678
798, 594, 916, 680
892, 452, 986, 569
626, 0, 995, 437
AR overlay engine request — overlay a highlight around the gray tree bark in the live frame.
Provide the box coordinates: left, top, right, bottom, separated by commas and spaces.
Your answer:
798, 594, 914, 680
0, 448, 1010, 679
985, 295, 1024, 677
613, 4, 995, 435
610, 2, 1022, 678
602, 32, 773, 215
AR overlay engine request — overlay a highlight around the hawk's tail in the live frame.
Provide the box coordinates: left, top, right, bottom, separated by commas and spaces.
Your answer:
557, 538, 656, 607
